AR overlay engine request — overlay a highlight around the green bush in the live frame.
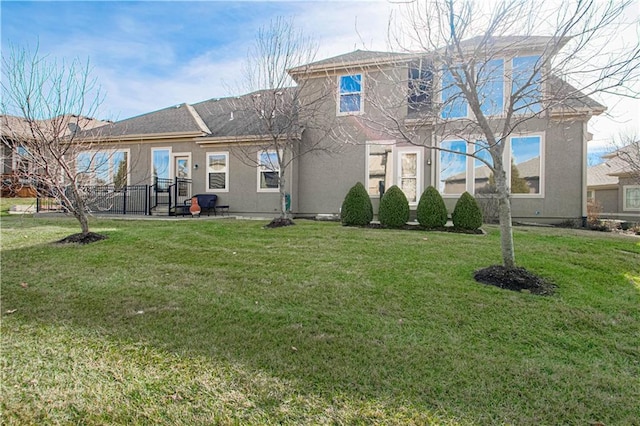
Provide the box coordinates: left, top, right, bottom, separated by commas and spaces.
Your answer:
416, 186, 448, 228
378, 185, 410, 228
452, 192, 483, 230
341, 182, 373, 226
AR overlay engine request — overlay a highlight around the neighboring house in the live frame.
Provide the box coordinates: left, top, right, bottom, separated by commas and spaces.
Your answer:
67, 36, 603, 222
1, 114, 109, 197
587, 143, 640, 221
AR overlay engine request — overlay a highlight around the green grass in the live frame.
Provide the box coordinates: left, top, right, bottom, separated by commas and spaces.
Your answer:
2, 216, 639, 425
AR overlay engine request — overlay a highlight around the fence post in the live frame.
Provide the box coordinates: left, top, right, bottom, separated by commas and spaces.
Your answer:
122, 185, 128, 215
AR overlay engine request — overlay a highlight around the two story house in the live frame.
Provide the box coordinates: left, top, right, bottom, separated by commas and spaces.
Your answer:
73, 36, 604, 222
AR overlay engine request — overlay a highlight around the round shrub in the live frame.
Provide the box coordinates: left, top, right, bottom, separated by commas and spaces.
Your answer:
378, 185, 410, 228
416, 186, 448, 228
341, 182, 373, 226
452, 191, 483, 230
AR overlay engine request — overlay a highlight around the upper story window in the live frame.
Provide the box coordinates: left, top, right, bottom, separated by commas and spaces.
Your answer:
338, 74, 363, 114
441, 68, 468, 119
512, 55, 542, 114
408, 60, 433, 113
206, 152, 228, 192
478, 59, 504, 116
440, 56, 540, 119
257, 150, 280, 191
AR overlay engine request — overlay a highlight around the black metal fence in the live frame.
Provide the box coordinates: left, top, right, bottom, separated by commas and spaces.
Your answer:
36, 178, 192, 216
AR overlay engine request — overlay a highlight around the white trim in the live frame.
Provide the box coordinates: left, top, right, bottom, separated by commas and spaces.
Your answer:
396, 147, 423, 206
205, 151, 229, 193
172, 152, 192, 180
509, 132, 545, 198
623, 185, 640, 211
437, 137, 469, 197
435, 132, 544, 198
257, 149, 281, 193
151, 147, 172, 184
337, 73, 364, 116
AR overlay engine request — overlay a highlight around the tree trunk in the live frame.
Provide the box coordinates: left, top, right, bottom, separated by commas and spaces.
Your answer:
494, 168, 516, 269
279, 170, 288, 219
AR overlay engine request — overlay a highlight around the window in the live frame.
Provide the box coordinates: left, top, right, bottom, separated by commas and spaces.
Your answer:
441, 68, 468, 119
367, 143, 394, 197
338, 74, 362, 114
512, 56, 542, 114
14, 146, 34, 175
510, 135, 541, 195
258, 150, 280, 191
398, 150, 421, 204
436, 134, 542, 197
76, 150, 128, 187
623, 186, 640, 211
478, 59, 504, 116
439, 140, 467, 195
473, 141, 496, 194
152, 148, 170, 190
206, 152, 228, 191
408, 60, 433, 113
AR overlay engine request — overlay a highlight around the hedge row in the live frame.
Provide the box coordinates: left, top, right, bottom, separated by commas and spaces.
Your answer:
341, 183, 483, 231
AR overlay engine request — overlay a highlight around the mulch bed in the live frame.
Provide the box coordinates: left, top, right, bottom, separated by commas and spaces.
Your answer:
56, 232, 108, 244
474, 265, 556, 295
265, 218, 295, 228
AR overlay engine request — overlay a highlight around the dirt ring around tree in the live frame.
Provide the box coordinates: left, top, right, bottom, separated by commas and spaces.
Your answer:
474, 265, 556, 296
56, 232, 108, 245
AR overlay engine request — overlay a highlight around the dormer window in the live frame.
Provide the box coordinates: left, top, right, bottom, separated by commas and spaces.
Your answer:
338, 74, 363, 114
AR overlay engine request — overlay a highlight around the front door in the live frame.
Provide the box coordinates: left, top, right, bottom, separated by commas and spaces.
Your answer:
174, 155, 190, 196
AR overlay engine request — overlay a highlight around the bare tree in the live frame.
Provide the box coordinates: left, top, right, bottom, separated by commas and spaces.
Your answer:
1, 45, 114, 239
359, 0, 639, 269
228, 17, 338, 222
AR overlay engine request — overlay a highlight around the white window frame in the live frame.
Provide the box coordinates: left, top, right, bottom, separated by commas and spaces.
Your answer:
623, 185, 640, 211
76, 148, 130, 186
509, 132, 545, 198
396, 147, 423, 206
438, 138, 470, 197
337, 73, 364, 116
205, 151, 229, 192
151, 147, 172, 184
435, 132, 544, 198
257, 150, 281, 193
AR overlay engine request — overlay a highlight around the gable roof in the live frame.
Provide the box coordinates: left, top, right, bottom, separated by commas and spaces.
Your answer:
79, 88, 301, 142
288, 50, 417, 76
192, 88, 299, 138
82, 103, 210, 139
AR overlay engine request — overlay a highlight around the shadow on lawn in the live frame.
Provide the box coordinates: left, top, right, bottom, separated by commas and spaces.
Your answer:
2, 230, 638, 424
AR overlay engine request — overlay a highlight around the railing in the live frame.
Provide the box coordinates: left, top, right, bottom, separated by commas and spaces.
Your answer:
36, 178, 192, 216
37, 185, 149, 215
168, 178, 192, 214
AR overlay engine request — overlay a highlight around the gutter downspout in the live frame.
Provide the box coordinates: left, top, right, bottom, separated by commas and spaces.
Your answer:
581, 121, 591, 227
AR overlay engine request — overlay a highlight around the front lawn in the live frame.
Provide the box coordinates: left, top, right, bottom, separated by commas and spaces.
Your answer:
1, 216, 639, 424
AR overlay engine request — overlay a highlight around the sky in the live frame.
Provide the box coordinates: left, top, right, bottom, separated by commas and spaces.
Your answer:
2, 0, 638, 162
